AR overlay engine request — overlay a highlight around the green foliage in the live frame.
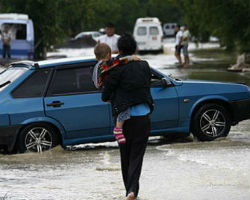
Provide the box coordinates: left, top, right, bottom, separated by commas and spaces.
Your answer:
174, 0, 250, 52
0, 0, 249, 58
0, 0, 181, 58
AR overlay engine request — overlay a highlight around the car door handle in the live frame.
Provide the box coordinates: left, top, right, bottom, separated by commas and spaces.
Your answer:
46, 101, 64, 107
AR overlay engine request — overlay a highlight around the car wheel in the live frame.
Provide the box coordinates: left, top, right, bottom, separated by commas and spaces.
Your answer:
18, 123, 59, 153
192, 103, 231, 141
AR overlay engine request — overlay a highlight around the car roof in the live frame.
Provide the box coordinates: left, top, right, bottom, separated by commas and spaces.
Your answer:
76, 31, 100, 35
11, 56, 97, 69
74, 31, 101, 39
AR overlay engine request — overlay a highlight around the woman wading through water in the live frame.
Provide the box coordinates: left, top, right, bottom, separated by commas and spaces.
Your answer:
101, 33, 154, 200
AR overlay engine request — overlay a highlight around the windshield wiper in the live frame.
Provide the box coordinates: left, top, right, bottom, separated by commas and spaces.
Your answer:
0, 80, 11, 88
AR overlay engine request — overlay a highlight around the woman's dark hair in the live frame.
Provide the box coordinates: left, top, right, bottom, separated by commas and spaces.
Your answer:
106, 22, 114, 28
118, 33, 137, 55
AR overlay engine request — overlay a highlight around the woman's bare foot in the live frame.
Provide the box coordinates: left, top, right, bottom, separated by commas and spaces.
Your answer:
126, 192, 135, 200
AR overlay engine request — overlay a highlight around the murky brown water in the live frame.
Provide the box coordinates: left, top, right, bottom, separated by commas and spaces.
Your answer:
0, 120, 249, 200
1, 42, 250, 199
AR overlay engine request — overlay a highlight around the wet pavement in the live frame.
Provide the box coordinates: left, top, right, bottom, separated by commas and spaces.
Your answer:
0, 40, 250, 199
0, 120, 249, 200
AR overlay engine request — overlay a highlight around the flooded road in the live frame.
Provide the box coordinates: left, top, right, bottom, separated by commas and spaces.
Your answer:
1, 40, 250, 199
0, 120, 249, 199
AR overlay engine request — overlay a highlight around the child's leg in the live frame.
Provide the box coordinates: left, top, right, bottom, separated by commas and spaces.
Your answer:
114, 119, 126, 143
113, 126, 126, 144
116, 120, 125, 129
114, 110, 130, 144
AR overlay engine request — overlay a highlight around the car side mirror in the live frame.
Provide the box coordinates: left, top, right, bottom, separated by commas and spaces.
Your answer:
161, 78, 173, 87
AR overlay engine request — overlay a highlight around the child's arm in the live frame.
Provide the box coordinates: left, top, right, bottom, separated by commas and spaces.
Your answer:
118, 55, 140, 63
126, 55, 141, 61
99, 55, 141, 75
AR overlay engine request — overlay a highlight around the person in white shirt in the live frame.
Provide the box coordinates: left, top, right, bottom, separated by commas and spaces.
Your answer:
1, 26, 11, 59
175, 24, 183, 66
98, 23, 120, 54
182, 24, 190, 67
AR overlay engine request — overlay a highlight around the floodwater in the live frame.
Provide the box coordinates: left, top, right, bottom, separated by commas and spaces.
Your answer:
0, 121, 249, 200
0, 39, 250, 200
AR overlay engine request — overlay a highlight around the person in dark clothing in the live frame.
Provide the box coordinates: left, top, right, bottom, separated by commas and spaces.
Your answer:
2, 26, 11, 59
102, 34, 153, 200
93, 43, 140, 144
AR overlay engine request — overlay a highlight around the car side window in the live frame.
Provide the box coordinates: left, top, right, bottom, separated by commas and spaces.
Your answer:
150, 69, 165, 87
47, 66, 98, 96
12, 69, 50, 98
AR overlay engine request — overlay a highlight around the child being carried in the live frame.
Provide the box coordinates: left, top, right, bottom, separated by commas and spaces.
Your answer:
93, 43, 140, 144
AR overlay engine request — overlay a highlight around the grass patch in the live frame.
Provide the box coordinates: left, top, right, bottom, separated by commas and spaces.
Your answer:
190, 47, 237, 63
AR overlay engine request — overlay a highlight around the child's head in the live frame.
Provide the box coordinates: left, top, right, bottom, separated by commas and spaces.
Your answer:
94, 43, 111, 61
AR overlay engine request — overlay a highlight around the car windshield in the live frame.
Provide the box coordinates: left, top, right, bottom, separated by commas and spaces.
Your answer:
0, 66, 28, 91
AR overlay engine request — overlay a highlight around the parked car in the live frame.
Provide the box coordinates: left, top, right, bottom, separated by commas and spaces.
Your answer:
0, 57, 249, 153
133, 17, 164, 52
0, 13, 34, 59
163, 23, 177, 37
74, 31, 102, 42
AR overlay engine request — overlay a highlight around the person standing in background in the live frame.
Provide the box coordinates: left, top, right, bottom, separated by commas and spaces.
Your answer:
182, 25, 190, 67
98, 23, 120, 54
1, 26, 11, 59
174, 24, 183, 66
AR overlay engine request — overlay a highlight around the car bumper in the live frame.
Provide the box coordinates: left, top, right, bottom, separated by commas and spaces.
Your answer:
0, 125, 21, 152
230, 99, 250, 124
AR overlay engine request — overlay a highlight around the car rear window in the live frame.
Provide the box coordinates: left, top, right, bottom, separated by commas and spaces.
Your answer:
0, 67, 28, 92
137, 27, 147, 36
149, 27, 159, 35
12, 69, 50, 98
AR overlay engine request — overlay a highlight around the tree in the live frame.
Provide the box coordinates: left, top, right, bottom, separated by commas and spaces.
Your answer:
174, 0, 250, 52
3, 0, 248, 57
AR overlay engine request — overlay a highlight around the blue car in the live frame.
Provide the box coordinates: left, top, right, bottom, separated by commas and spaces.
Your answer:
0, 57, 250, 153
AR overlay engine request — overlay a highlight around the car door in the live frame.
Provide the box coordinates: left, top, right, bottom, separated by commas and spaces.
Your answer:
150, 72, 179, 134
149, 26, 160, 49
44, 62, 112, 140
135, 26, 148, 50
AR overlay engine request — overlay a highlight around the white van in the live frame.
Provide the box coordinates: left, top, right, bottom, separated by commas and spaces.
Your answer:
133, 17, 163, 52
0, 13, 34, 59
163, 23, 177, 37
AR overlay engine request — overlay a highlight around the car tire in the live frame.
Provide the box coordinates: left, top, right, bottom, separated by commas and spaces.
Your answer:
18, 123, 59, 153
192, 103, 231, 141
